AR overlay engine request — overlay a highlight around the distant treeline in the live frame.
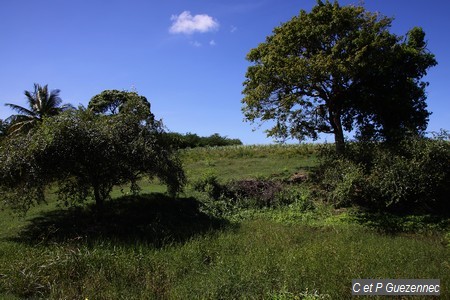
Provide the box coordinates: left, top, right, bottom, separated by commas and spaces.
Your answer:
165, 132, 242, 149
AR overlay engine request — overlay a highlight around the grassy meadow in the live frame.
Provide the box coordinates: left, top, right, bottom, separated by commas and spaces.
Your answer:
0, 144, 449, 299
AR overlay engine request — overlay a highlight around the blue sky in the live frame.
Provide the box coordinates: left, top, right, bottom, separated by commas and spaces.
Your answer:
1, 0, 449, 144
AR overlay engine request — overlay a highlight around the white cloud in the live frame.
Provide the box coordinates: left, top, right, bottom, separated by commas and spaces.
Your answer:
170, 11, 219, 34
209, 40, 216, 46
190, 41, 202, 47
230, 25, 238, 33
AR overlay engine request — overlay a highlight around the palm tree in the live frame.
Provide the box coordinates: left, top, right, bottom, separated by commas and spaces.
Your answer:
5, 83, 71, 134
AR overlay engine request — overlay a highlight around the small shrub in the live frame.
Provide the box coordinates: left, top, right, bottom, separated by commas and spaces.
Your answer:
191, 171, 226, 200
226, 179, 285, 208
191, 172, 236, 217
317, 158, 366, 207
192, 174, 306, 216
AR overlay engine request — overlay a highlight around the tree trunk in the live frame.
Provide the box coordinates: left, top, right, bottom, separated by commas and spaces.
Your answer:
330, 110, 345, 155
93, 184, 104, 211
334, 125, 345, 155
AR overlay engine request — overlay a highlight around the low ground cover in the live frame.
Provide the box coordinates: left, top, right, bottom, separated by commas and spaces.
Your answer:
0, 144, 448, 299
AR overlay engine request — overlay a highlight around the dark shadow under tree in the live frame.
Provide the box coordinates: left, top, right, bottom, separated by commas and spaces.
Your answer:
11, 193, 227, 247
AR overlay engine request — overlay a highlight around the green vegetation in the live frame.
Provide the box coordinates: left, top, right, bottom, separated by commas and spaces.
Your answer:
4, 218, 445, 299
314, 136, 450, 213
5, 83, 72, 135
0, 144, 448, 299
88, 89, 152, 116
0, 119, 7, 139
242, 1, 436, 153
181, 144, 318, 183
165, 132, 243, 149
0, 92, 185, 212
1, 1, 448, 298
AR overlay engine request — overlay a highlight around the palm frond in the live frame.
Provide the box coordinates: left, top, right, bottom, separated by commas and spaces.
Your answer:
5, 83, 68, 134
61, 103, 75, 111
24, 87, 38, 112
5, 103, 36, 117
6, 115, 37, 135
45, 90, 63, 115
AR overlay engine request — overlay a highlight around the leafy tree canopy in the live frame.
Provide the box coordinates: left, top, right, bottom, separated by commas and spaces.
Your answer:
0, 96, 185, 212
88, 89, 151, 116
165, 132, 243, 149
242, 0, 437, 153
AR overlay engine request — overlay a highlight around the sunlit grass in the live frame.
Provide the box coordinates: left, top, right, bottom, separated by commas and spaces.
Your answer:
180, 143, 319, 161
181, 144, 318, 183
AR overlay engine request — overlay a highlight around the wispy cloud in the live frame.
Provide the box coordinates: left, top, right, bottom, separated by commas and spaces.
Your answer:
230, 25, 238, 33
209, 40, 216, 46
169, 11, 219, 35
190, 41, 202, 47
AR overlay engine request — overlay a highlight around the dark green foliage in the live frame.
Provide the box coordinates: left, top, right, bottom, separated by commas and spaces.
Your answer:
0, 119, 7, 140
226, 179, 285, 208
351, 212, 450, 234
5, 83, 72, 135
0, 97, 185, 212
165, 132, 242, 149
191, 172, 226, 200
314, 155, 366, 208
88, 89, 151, 115
242, 0, 436, 153
315, 137, 450, 213
192, 172, 303, 215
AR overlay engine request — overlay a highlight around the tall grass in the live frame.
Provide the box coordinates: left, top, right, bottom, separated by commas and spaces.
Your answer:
0, 219, 447, 299
0, 144, 448, 299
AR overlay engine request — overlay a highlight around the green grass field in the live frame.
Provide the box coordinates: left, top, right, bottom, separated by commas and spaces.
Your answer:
180, 144, 318, 182
0, 144, 448, 299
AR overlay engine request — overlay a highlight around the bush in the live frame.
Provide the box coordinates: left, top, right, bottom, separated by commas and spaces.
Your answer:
369, 137, 450, 212
315, 137, 450, 214
190, 172, 236, 217
191, 171, 226, 201
317, 158, 367, 208
226, 179, 285, 208
192, 172, 306, 217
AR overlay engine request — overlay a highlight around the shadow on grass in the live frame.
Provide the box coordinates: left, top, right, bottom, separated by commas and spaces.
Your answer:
11, 193, 228, 247
351, 211, 450, 234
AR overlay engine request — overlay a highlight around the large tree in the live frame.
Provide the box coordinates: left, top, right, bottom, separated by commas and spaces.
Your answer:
88, 89, 151, 115
5, 83, 71, 135
242, 0, 436, 153
0, 95, 185, 212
